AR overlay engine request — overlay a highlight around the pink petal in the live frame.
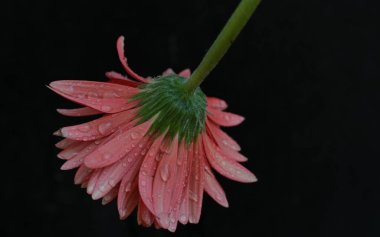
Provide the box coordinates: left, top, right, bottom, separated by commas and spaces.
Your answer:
116, 36, 148, 83
60, 138, 106, 170
138, 135, 166, 214
207, 97, 228, 110
86, 169, 102, 195
74, 165, 92, 185
219, 145, 248, 162
204, 162, 229, 208
137, 200, 154, 227
152, 137, 179, 229
206, 120, 241, 151
162, 68, 175, 76
57, 107, 102, 117
188, 138, 205, 224
91, 137, 150, 200
179, 69, 191, 78
203, 134, 257, 183
57, 142, 89, 160
105, 71, 142, 87
102, 184, 119, 205
58, 108, 137, 141
48, 81, 138, 113
207, 108, 245, 127
178, 145, 193, 225
117, 178, 139, 220
84, 119, 150, 169
55, 138, 78, 149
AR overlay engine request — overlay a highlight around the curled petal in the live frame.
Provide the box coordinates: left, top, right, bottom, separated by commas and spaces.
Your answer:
203, 134, 256, 183
116, 36, 148, 83
207, 97, 228, 110
105, 71, 142, 87
57, 107, 102, 117
207, 108, 245, 127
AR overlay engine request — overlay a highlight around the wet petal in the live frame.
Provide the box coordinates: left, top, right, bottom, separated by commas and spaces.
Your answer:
139, 135, 165, 214
204, 162, 229, 208
117, 178, 139, 220
58, 108, 137, 141
57, 107, 102, 117
57, 142, 89, 160
49, 81, 138, 113
91, 137, 150, 200
206, 120, 241, 151
102, 184, 119, 205
203, 134, 256, 183
74, 165, 92, 185
152, 137, 179, 229
207, 108, 244, 127
55, 138, 78, 149
137, 200, 154, 227
188, 138, 205, 224
84, 119, 150, 168
207, 97, 228, 110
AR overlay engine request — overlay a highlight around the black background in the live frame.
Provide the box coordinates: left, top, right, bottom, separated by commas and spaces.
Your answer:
2, 0, 380, 236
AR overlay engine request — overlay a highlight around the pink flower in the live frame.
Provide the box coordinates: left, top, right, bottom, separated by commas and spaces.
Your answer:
50, 36, 256, 232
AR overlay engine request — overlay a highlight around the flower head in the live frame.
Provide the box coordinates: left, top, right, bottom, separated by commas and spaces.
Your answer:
50, 36, 256, 232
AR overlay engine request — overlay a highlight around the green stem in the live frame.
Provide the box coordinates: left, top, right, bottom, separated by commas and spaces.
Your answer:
183, 0, 261, 94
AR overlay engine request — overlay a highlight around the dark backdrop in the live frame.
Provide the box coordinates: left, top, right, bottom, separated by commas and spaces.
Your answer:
2, 0, 380, 236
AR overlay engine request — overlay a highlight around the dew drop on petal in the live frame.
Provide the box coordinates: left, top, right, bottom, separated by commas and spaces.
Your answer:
98, 121, 113, 135
101, 105, 112, 112
130, 131, 139, 140
103, 153, 111, 160
125, 182, 132, 192
78, 125, 91, 132
189, 190, 198, 202
160, 164, 170, 182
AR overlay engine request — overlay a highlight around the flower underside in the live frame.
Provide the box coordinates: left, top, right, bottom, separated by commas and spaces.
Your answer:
133, 75, 207, 144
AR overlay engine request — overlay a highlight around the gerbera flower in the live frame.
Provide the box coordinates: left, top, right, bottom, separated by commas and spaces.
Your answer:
50, 0, 261, 232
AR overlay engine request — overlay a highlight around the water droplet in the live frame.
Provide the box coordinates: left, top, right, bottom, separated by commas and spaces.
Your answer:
125, 182, 132, 192
138, 144, 143, 148
101, 105, 112, 112
141, 180, 146, 186
109, 179, 116, 187
160, 164, 170, 182
78, 125, 91, 132
98, 121, 113, 135
122, 162, 127, 167
127, 157, 133, 162
169, 226, 176, 232
134, 153, 138, 157
131, 144, 136, 148
180, 215, 187, 222
149, 151, 155, 157
103, 153, 111, 160
130, 131, 139, 140
141, 171, 147, 176
141, 150, 146, 156
189, 190, 198, 202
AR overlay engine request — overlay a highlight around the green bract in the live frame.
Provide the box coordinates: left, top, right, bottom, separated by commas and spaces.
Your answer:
133, 75, 207, 144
